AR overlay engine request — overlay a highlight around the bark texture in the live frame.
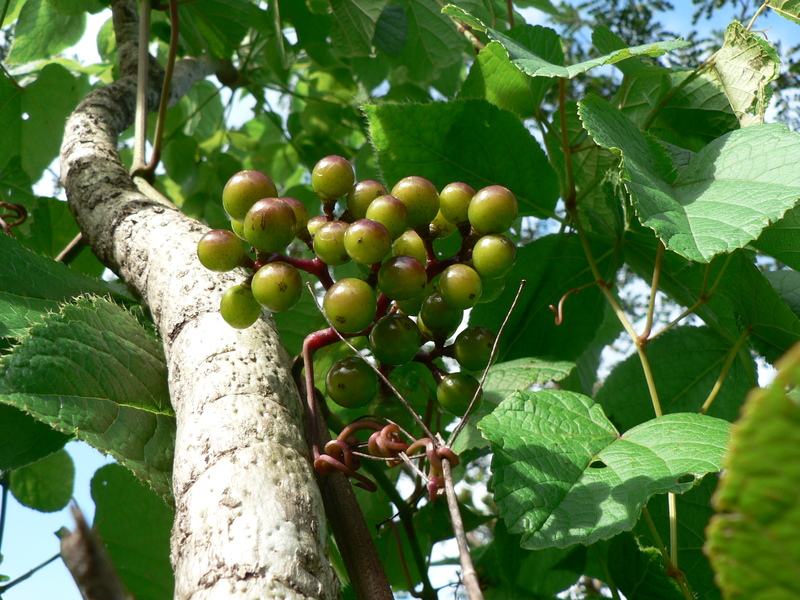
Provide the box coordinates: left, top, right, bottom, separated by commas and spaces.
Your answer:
59, 2, 338, 598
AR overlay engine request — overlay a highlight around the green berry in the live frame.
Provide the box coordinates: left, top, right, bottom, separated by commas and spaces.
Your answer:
220, 284, 262, 329
438, 264, 482, 310
307, 215, 328, 237
343, 219, 393, 265
370, 314, 422, 366
468, 185, 518, 234
438, 182, 475, 225
393, 230, 428, 265
323, 278, 377, 334
472, 234, 516, 279
326, 357, 378, 408
313, 220, 350, 266
395, 283, 434, 317
378, 255, 427, 301
430, 210, 457, 239
347, 180, 388, 220
312, 155, 355, 203
251, 262, 303, 313
280, 197, 309, 234
197, 229, 245, 272
243, 198, 297, 252
230, 218, 246, 241
391, 176, 440, 230
419, 291, 463, 341
365, 195, 408, 240
453, 327, 496, 372
222, 170, 278, 221
436, 372, 482, 415
477, 277, 506, 303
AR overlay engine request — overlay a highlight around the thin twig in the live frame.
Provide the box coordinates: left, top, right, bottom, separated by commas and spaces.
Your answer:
699, 328, 750, 415
132, 0, 150, 172
55, 233, 86, 263
442, 458, 484, 600
0, 553, 61, 593
639, 242, 664, 341
448, 279, 526, 446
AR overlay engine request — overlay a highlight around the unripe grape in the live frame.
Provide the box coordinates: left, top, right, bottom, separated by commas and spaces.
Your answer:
453, 327, 496, 372
377, 255, 427, 300
395, 283, 434, 316
280, 197, 309, 234
222, 170, 278, 220
197, 229, 245, 272
393, 230, 427, 265
220, 284, 261, 329
468, 185, 518, 234
251, 262, 303, 313
323, 278, 377, 334
312, 155, 355, 203
438, 182, 475, 225
326, 357, 378, 408
419, 291, 463, 341
477, 277, 506, 303
391, 176, 440, 230
365, 195, 408, 240
307, 215, 328, 237
313, 220, 350, 265
370, 314, 422, 366
243, 198, 297, 252
230, 218, 246, 240
347, 180, 388, 220
430, 210, 457, 239
436, 372, 482, 415
343, 219, 393, 265
472, 234, 516, 279
439, 264, 482, 310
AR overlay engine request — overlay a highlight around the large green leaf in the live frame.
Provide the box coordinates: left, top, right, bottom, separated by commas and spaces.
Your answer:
596, 326, 756, 432
706, 342, 800, 600
8, 448, 74, 513
330, 0, 388, 57
579, 94, 800, 262
479, 389, 730, 549
459, 25, 563, 117
0, 63, 90, 181
710, 21, 779, 127
0, 233, 132, 339
92, 464, 174, 600
607, 532, 683, 599
470, 233, 615, 361
6, 0, 85, 64
363, 99, 559, 218
442, 5, 689, 78
767, 0, 800, 24
0, 404, 71, 471
177, 0, 250, 59
753, 204, 800, 271
764, 270, 800, 318
0, 297, 174, 503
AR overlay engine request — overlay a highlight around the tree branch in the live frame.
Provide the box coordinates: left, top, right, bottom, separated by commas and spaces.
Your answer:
59, 1, 338, 598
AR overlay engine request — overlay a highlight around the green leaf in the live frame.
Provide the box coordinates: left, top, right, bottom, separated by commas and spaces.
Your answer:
607, 532, 683, 599
764, 270, 800, 318
706, 343, 800, 600
178, 0, 249, 59
373, 4, 407, 56
470, 233, 615, 362
0, 297, 174, 503
330, 0, 388, 57
363, 99, 559, 218
0, 63, 90, 181
767, 0, 800, 24
579, 94, 800, 262
596, 326, 756, 431
452, 357, 575, 454
753, 204, 800, 271
0, 233, 132, 339
182, 80, 225, 142
92, 464, 174, 600
480, 389, 730, 549
9, 448, 75, 513
7, 0, 86, 64
710, 21, 779, 127
442, 5, 689, 79
0, 404, 71, 471
459, 25, 563, 117
391, 0, 465, 83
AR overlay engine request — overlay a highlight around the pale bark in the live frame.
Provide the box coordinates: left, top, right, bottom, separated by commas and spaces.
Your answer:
59, 2, 338, 598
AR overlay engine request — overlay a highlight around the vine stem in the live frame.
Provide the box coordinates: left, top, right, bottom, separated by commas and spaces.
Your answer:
0, 553, 61, 594
132, 0, 150, 171
746, 1, 769, 31
0, 472, 8, 553
699, 328, 751, 414
442, 458, 484, 600
639, 242, 664, 342
641, 507, 694, 600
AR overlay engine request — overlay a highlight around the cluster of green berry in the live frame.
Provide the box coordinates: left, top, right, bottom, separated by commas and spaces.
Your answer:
196, 155, 518, 422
